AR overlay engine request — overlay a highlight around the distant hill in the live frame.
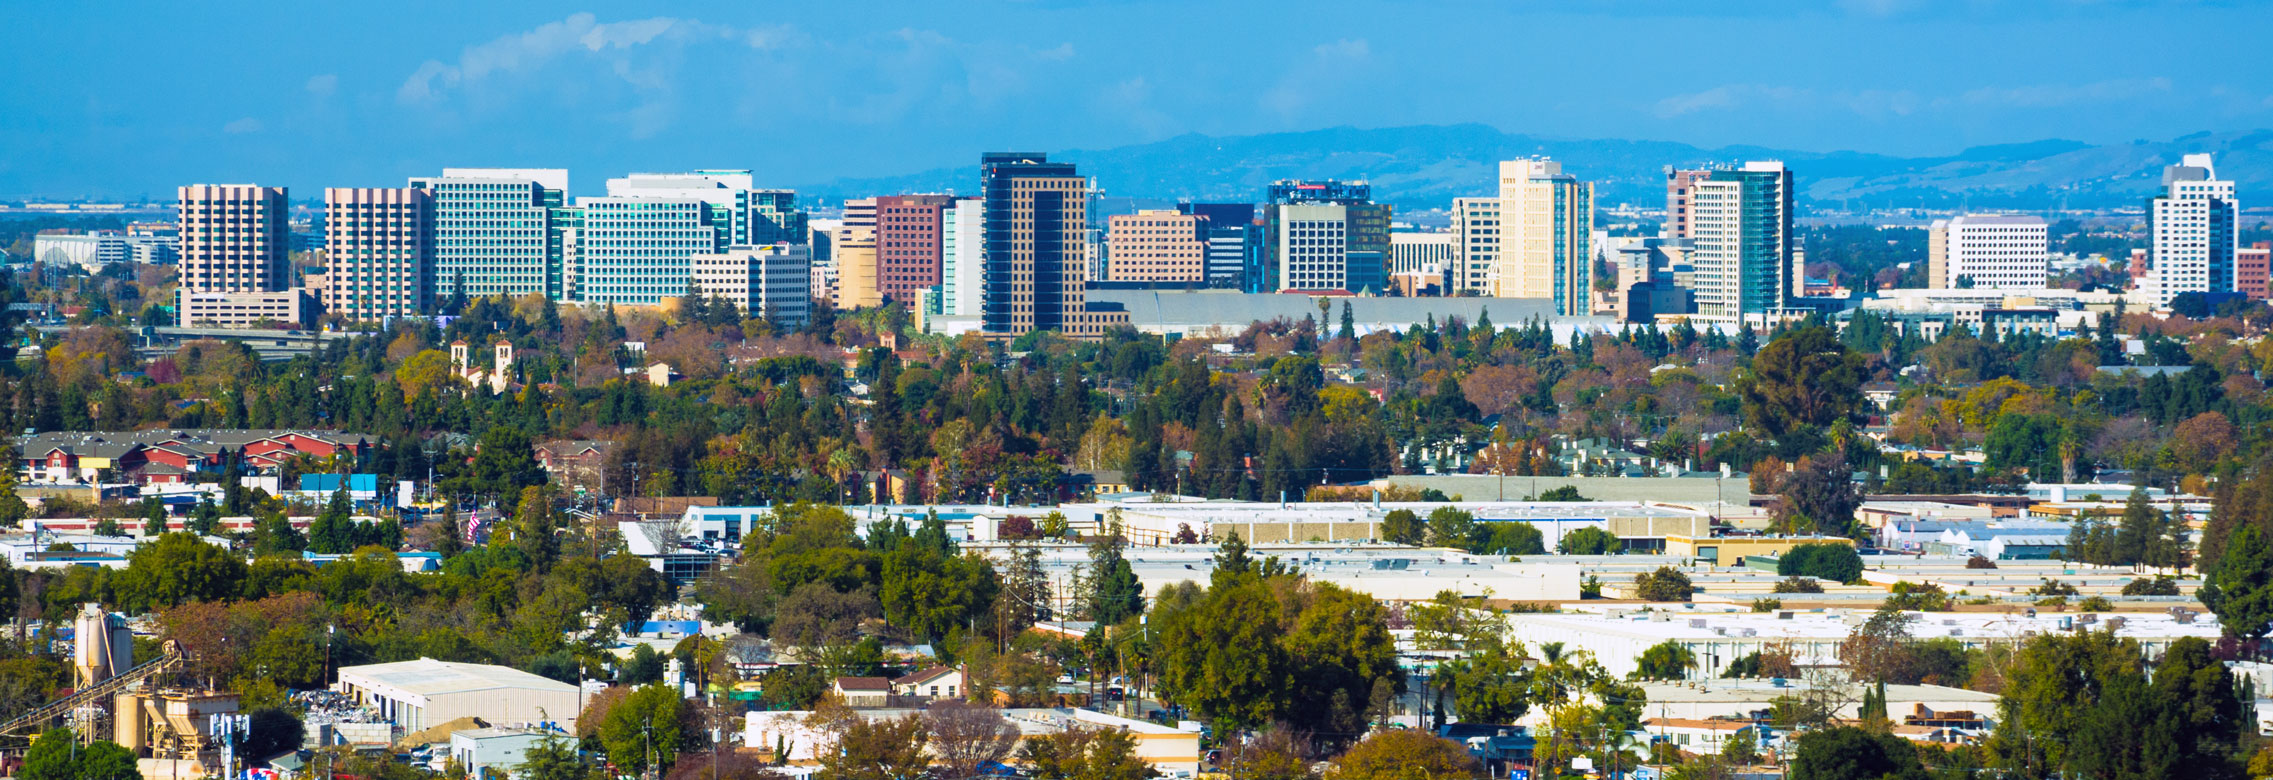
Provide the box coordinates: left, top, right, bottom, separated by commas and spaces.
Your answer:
799, 124, 2273, 212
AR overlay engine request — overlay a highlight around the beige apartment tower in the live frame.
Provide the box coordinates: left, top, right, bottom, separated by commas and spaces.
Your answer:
322, 187, 435, 320
1105, 210, 1207, 282
178, 184, 289, 294
1492, 159, 1594, 315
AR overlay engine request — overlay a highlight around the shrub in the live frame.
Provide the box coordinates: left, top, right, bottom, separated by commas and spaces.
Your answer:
1964, 555, 1997, 569
2121, 576, 2180, 596
2078, 596, 2113, 611
1773, 576, 1825, 594
2031, 579, 2078, 597
1776, 543, 1864, 583
1633, 566, 1695, 602
1751, 598, 1784, 613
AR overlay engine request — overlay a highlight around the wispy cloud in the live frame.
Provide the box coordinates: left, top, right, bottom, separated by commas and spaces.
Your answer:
1960, 77, 2171, 108
396, 12, 756, 105
305, 74, 337, 97
1654, 84, 1806, 118
1262, 38, 1375, 119
222, 118, 263, 134
1657, 78, 2169, 120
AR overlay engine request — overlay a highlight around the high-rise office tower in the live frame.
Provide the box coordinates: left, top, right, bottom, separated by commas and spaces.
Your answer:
409, 169, 573, 301
1493, 159, 1594, 315
873, 195, 955, 304
178, 184, 289, 294
1104, 210, 1207, 282
322, 187, 435, 320
1178, 203, 1255, 289
1663, 168, 1712, 240
2145, 154, 2239, 308
980, 153, 1124, 337
1263, 181, 1390, 293
1687, 162, 1794, 322
1452, 197, 1502, 294
689, 244, 812, 328
937, 198, 983, 316
1928, 215, 2049, 290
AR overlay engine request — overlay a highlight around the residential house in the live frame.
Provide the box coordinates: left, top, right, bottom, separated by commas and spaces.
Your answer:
535, 440, 616, 492
891, 666, 963, 700
832, 677, 892, 708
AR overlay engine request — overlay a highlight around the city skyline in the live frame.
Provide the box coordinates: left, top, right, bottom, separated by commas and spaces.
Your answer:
5, 2, 2272, 200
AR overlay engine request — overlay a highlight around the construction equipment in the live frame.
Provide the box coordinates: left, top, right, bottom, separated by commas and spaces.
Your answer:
0, 639, 186, 740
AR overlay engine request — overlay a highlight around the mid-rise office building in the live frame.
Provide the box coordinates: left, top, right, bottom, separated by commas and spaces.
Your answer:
1389, 232, 1455, 276
1452, 197, 1502, 295
178, 184, 289, 294
2145, 154, 2239, 308
1104, 210, 1207, 283
1663, 168, 1712, 241
1262, 181, 1391, 293
1179, 203, 1256, 289
689, 244, 812, 328
937, 198, 983, 316
979, 152, 1126, 337
409, 169, 574, 301
1928, 215, 2049, 290
322, 187, 435, 320
575, 171, 804, 306
874, 195, 954, 304
833, 198, 881, 310
1492, 159, 1594, 315
1687, 162, 1794, 323
2240, 241, 2271, 301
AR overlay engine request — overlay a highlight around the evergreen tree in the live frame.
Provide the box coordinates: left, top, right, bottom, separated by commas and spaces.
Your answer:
141, 497, 167, 536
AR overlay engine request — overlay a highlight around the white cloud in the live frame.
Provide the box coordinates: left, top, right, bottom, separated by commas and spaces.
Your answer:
396, 12, 750, 105
1036, 42, 1076, 62
223, 118, 263, 134
305, 74, 338, 97
1314, 39, 1370, 59
1653, 84, 1806, 118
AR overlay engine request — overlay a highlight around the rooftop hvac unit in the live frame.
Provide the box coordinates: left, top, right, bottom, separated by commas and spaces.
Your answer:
1777, 611, 1794, 620
1740, 628, 1758, 637
1689, 619, 1708, 629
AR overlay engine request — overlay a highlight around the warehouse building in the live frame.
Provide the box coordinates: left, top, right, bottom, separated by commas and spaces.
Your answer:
334, 658, 581, 734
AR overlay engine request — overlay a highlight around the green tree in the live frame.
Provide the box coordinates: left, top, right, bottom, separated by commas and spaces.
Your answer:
1632, 566, 1693, 601
114, 532, 248, 613
1992, 630, 2141, 775
1632, 640, 1695, 680
0, 442, 30, 528
1086, 519, 1144, 624
1790, 726, 1927, 780
1559, 525, 1619, 555
1380, 509, 1425, 546
598, 684, 691, 774
1329, 729, 1481, 780
1469, 522, 1545, 556
1424, 507, 1474, 548
22, 729, 137, 780
1536, 485, 1590, 501
1776, 543, 1863, 583
817, 711, 930, 780
519, 736, 601, 780
190, 495, 222, 536
140, 497, 167, 536
1019, 726, 1150, 780
2201, 525, 2273, 641
307, 486, 355, 554
1737, 326, 1867, 451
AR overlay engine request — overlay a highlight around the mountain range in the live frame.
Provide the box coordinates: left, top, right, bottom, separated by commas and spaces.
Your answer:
799, 124, 2273, 213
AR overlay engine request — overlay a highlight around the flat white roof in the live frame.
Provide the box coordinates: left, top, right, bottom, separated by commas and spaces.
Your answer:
339, 658, 578, 698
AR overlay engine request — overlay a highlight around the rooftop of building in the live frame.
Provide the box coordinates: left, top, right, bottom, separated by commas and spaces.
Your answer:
337, 658, 578, 697
1507, 607, 2217, 642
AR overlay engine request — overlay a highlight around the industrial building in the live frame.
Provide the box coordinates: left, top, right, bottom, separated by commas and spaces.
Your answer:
334, 658, 581, 735
747, 707, 1201, 774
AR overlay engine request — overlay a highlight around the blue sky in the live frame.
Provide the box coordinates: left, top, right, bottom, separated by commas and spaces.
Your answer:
4, 0, 2269, 200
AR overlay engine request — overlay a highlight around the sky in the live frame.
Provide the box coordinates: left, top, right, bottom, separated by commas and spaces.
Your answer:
4, 0, 2270, 200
